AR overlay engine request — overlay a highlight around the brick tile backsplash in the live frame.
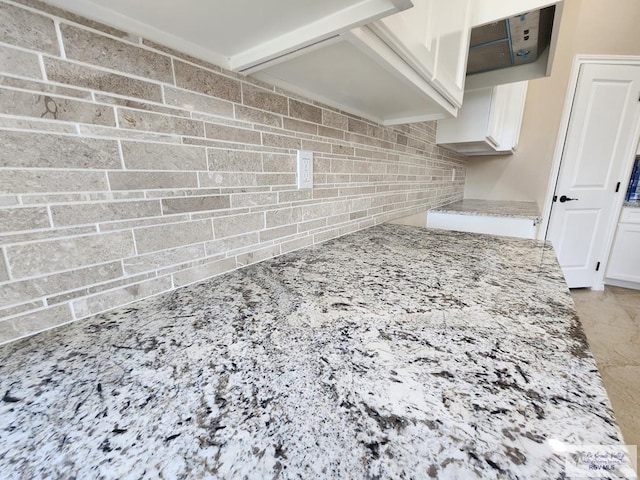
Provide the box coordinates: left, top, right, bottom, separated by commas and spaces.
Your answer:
0, 0, 466, 344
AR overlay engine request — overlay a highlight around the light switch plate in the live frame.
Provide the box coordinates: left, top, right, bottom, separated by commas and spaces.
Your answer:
297, 150, 313, 189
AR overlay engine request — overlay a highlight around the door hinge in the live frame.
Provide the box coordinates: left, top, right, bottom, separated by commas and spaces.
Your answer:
616, 181, 621, 193
553, 195, 557, 202
596, 261, 601, 271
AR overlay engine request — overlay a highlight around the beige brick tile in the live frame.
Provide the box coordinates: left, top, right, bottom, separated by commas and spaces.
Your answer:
95, 94, 190, 118
174, 60, 241, 103
0, 226, 96, 246
0, 131, 120, 169
213, 212, 264, 238
289, 99, 321, 124
265, 207, 302, 228
283, 117, 317, 135
234, 105, 282, 127
60, 24, 173, 83
0, 300, 45, 319
0, 169, 108, 194
313, 188, 339, 200
313, 227, 341, 243
205, 232, 259, 256
47, 271, 154, 305
6, 231, 135, 277
0, 89, 115, 126
259, 224, 297, 242
236, 244, 280, 267
204, 123, 261, 145
262, 153, 295, 173
134, 219, 213, 254
0, 73, 104, 99
118, 108, 204, 137
318, 126, 344, 140
72, 276, 172, 318
0, 2, 58, 55
262, 133, 301, 149
123, 244, 205, 275
280, 235, 313, 254
332, 144, 355, 156
256, 173, 296, 186
0, 261, 122, 308
277, 189, 313, 203
0, 253, 8, 282
303, 202, 349, 222
331, 159, 354, 173
199, 171, 258, 188
301, 139, 332, 153
108, 171, 198, 191
172, 257, 236, 287
0, 196, 18, 207
163, 86, 234, 118
122, 142, 207, 171
242, 83, 288, 115
0, 207, 50, 233
230, 192, 278, 208
45, 58, 163, 103
322, 109, 348, 130
208, 149, 262, 172
0, 304, 73, 345
161, 195, 230, 215
347, 118, 370, 135
97, 214, 189, 232
51, 200, 161, 226
0, 44, 41, 79
0, 117, 77, 134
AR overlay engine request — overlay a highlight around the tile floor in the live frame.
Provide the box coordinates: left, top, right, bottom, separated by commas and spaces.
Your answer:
571, 286, 640, 453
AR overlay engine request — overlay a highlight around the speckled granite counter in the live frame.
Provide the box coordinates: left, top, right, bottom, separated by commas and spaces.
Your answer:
431, 199, 542, 222
0, 225, 631, 478
623, 200, 640, 208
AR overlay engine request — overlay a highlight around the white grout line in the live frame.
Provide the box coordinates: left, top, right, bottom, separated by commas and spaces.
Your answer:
1, 247, 12, 282
54, 20, 66, 59
37, 53, 47, 81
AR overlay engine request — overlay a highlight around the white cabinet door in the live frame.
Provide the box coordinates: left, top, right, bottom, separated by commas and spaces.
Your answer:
369, 0, 472, 108
605, 222, 640, 284
435, 81, 528, 155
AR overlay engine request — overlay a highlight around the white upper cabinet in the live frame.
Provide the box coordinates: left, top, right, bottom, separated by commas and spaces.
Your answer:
436, 82, 528, 155
368, 0, 472, 108
254, 0, 473, 124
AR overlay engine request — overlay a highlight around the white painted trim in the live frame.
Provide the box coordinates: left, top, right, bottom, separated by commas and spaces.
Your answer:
540, 55, 640, 291
230, 0, 413, 73
604, 277, 640, 291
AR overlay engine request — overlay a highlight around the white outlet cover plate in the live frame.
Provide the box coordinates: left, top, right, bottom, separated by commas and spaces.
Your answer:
297, 150, 313, 189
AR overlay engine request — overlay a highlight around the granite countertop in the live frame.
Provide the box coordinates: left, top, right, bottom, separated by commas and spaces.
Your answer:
0, 225, 632, 479
623, 200, 640, 208
430, 199, 542, 222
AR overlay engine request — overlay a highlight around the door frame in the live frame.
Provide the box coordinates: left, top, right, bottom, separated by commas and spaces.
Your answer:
539, 54, 640, 290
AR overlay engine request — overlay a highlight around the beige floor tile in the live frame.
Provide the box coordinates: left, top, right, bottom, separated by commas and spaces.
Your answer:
571, 286, 640, 459
600, 366, 640, 447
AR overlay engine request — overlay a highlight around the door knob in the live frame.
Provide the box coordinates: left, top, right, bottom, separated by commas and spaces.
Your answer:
559, 195, 578, 203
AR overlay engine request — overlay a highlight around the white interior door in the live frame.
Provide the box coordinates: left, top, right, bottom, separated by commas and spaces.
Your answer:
548, 63, 640, 288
